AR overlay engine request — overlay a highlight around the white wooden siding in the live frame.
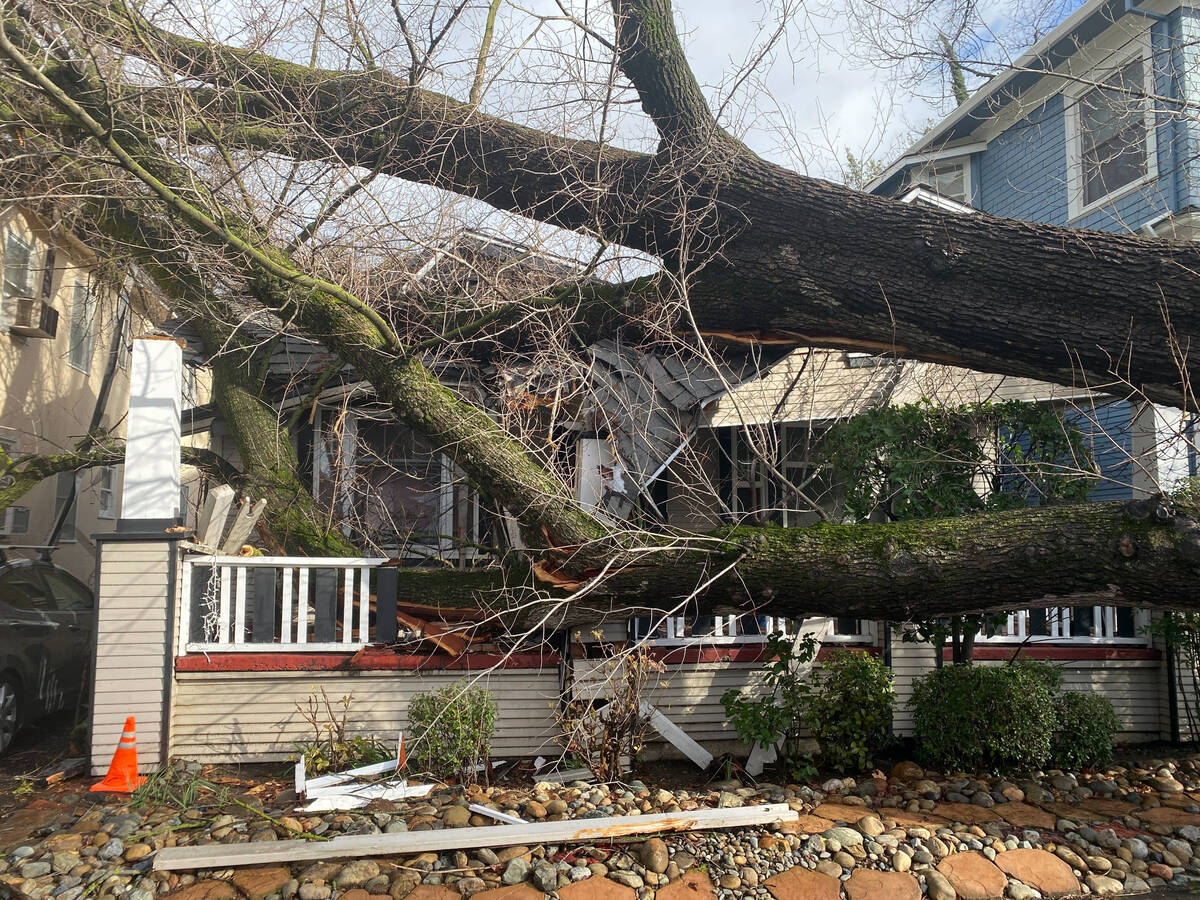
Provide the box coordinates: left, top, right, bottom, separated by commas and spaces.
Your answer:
573, 658, 768, 758
171, 669, 562, 762
889, 642, 1163, 741
91, 541, 174, 774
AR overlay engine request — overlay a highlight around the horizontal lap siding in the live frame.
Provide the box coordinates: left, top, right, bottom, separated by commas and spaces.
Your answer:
890, 640, 937, 736
573, 659, 767, 757
171, 669, 562, 762
91, 541, 174, 775
892, 646, 1164, 741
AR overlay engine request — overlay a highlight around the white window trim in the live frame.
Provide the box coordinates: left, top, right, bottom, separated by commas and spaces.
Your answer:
97, 465, 117, 519
67, 279, 95, 374
631, 615, 876, 647
1064, 37, 1158, 222
913, 157, 973, 206
974, 606, 1150, 646
0, 505, 30, 536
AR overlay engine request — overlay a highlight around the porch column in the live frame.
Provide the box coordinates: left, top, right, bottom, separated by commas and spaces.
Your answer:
89, 337, 185, 776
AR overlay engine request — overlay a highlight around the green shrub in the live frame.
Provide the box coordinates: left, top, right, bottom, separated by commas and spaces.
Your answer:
722, 632, 819, 783
909, 664, 1055, 772
805, 649, 894, 772
407, 683, 498, 783
1051, 691, 1120, 769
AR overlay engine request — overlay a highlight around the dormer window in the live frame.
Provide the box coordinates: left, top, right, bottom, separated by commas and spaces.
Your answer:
917, 160, 970, 204
1066, 44, 1156, 218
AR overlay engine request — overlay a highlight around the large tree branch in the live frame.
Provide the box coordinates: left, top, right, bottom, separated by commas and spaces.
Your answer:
91, 7, 1200, 406
385, 499, 1200, 629
0, 24, 607, 552
0, 439, 241, 514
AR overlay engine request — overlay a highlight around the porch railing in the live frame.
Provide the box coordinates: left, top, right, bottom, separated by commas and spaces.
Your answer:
179, 554, 406, 653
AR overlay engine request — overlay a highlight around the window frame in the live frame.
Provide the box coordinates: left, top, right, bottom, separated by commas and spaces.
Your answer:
630, 615, 876, 647
54, 470, 78, 542
914, 158, 972, 205
975, 606, 1149, 645
67, 279, 96, 374
0, 505, 30, 536
1065, 39, 1158, 221
97, 465, 117, 520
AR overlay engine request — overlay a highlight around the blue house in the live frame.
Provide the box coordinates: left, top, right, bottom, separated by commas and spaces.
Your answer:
869, 0, 1199, 505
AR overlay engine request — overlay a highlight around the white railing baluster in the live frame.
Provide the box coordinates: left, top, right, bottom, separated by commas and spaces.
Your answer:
178, 559, 193, 652
234, 567, 248, 645
281, 567, 293, 644
359, 567, 370, 643
297, 567, 310, 644
219, 566, 231, 644
342, 567, 355, 644
180, 555, 397, 653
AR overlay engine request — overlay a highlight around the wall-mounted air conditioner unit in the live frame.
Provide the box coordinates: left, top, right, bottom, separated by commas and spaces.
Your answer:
8, 295, 59, 339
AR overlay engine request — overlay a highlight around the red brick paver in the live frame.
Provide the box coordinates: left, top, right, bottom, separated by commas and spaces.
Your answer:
766, 867, 841, 900
654, 870, 716, 900
937, 853, 1007, 900
844, 869, 921, 900
993, 849, 1080, 898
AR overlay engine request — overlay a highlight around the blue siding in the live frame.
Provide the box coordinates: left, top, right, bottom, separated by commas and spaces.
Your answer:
1177, 7, 1200, 210
977, 17, 1180, 230
978, 94, 1071, 223
1065, 401, 1136, 502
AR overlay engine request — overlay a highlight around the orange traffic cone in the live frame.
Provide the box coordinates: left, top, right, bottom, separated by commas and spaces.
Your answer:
90, 716, 147, 793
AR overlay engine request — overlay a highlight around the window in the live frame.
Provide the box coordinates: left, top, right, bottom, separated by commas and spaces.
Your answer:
113, 291, 131, 370
68, 281, 95, 372
916, 160, 970, 204
0, 568, 53, 611
97, 465, 117, 519
1067, 49, 1156, 217
41, 568, 93, 611
978, 606, 1144, 644
0, 506, 30, 536
3, 232, 33, 300
314, 409, 483, 561
726, 425, 833, 527
629, 615, 875, 646
54, 471, 77, 541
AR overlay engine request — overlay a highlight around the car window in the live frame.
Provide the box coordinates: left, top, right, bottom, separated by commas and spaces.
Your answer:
41, 568, 93, 611
0, 568, 55, 611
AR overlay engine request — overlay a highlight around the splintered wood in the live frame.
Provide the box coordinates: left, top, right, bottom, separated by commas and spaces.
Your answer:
152, 803, 798, 871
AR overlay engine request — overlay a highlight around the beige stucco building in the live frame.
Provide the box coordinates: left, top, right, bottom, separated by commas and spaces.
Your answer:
0, 205, 156, 587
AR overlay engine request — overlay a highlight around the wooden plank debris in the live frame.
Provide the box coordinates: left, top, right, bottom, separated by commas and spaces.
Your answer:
153, 803, 797, 871
641, 702, 713, 769
468, 804, 527, 825
533, 767, 596, 785
196, 484, 235, 549
219, 497, 268, 555
298, 783, 434, 812
37, 757, 85, 785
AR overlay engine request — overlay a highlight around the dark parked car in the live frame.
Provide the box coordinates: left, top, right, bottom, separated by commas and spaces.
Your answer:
0, 558, 94, 753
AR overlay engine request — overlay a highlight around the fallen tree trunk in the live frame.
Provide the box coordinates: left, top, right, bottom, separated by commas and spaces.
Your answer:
392, 498, 1200, 629
93, 2, 1200, 407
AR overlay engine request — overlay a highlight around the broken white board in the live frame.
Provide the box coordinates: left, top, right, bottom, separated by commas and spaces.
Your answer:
220, 497, 268, 554
155, 803, 799, 871
467, 804, 527, 825
745, 619, 832, 776
641, 702, 713, 769
297, 782, 433, 812
196, 484, 235, 549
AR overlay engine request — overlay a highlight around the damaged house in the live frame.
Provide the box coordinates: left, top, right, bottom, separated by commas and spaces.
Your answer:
86, 221, 1197, 775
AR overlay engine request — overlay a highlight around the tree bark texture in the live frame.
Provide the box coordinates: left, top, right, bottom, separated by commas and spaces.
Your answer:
98, 6, 1200, 407
389, 500, 1200, 629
